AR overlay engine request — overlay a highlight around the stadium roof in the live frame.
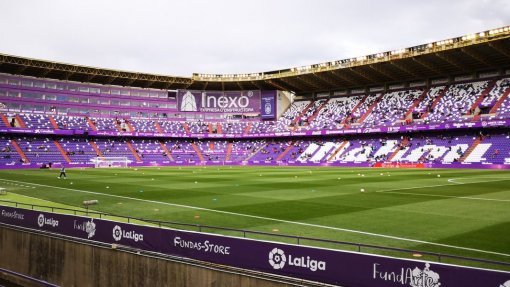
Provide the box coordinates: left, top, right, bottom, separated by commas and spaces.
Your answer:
1, 26, 510, 95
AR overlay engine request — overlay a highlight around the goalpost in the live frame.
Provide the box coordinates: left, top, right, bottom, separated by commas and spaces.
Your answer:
90, 157, 132, 168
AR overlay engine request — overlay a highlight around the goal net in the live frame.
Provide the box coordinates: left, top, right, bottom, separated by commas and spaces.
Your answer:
90, 157, 132, 168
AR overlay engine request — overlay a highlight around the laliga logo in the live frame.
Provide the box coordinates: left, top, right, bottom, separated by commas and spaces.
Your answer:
37, 214, 45, 227
113, 225, 123, 241
269, 248, 286, 270
112, 225, 144, 242
268, 248, 326, 272
37, 214, 58, 228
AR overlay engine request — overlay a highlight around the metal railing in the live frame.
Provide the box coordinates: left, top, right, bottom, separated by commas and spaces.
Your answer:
0, 267, 59, 287
1, 199, 509, 271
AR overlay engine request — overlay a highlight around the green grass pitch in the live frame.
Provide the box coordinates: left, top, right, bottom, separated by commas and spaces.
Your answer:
0, 166, 508, 268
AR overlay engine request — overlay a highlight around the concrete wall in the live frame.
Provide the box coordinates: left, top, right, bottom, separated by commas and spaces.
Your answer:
0, 226, 301, 287
277, 91, 293, 118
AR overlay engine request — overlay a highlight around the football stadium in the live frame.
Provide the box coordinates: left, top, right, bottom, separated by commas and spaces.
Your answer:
0, 4, 510, 287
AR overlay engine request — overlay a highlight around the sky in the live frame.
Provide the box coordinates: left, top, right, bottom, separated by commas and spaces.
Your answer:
0, 0, 509, 77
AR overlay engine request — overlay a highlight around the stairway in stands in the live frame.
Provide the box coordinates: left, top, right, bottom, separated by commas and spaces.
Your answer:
225, 143, 233, 161
305, 99, 329, 125
14, 115, 26, 128
155, 122, 164, 133
489, 85, 510, 114
159, 141, 174, 161
53, 141, 72, 163
244, 144, 267, 161
402, 88, 430, 120
191, 143, 205, 161
182, 123, 191, 135
86, 117, 97, 131
48, 116, 60, 129
387, 138, 409, 162
342, 95, 367, 126
0, 114, 11, 127
276, 141, 295, 161
466, 80, 496, 118
291, 102, 313, 125
126, 141, 142, 162
420, 86, 448, 119
459, 138, 482, 162
10, 140, 29, 163
327, 141, 348, 162
357, 94, 384, 124
243, 123, 252, 134
89, 141, 103, 157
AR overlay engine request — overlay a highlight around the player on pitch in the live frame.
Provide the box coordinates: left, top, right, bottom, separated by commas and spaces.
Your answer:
58, 166, 67, 179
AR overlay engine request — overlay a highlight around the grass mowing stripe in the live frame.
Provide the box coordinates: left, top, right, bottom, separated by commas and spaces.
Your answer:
0, 177, 509, 258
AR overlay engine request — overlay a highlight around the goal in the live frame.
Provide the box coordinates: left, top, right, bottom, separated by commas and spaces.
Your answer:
90, 157, 132, 168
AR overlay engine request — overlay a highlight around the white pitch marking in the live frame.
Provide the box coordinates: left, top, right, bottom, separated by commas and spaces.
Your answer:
375, 178, 510, 202
376, 178, 510, 193
0, 178, 509, 257
375, 190, 510, 202
447, 177, 509, 185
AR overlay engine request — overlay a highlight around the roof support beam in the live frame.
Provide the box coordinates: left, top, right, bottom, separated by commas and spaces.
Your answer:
163, 82, 173, 90
16, 65, 28, 74
488, 41, 510, 58
125, 77, 137, 86
40, 68, 53, 78
389, 60, 424, 78
85, 74, 97, 82
184, 81, 194, 89
330, 70, 358, 86
268, 79, 298, 91
367, 65, 397, 81
63, 72, 75, 81
144, 80, 156, 88
293, 75, 321, 91
312, 73, 338, 88
411, 57, 443, 75
434, 53, 471, 73
348, 67, 376, 83
105, 76, 117, 85
460, 48, 495, 67
251, 81, 264, 90
280, 77, 310, 92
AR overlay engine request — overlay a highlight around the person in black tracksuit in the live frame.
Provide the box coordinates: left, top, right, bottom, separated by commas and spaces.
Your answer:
58, 166, 67, 179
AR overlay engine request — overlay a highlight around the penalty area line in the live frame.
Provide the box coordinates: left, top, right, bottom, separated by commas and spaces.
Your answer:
375, 190, 510, 202
0, 178, 509, 258
375, 178, 510, 202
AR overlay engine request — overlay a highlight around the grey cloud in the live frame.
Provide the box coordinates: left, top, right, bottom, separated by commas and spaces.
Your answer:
0, 0, 508, 76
